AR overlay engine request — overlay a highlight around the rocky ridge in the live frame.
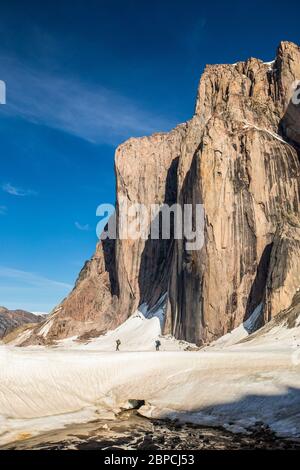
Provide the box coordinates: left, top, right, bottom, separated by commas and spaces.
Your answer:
0, 307, 44, 339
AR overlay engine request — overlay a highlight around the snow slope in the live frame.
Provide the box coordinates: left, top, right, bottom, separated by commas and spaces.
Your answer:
8, 294, 194, 351
47, 294, 194, 352
1, 299, 300, 446
207, 304, 263, 349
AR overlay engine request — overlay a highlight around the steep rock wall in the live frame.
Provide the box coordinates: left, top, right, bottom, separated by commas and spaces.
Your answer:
24, 42, 300, 346
166, 42, 300, 344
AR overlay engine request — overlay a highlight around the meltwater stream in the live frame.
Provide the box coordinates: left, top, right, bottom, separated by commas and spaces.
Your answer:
3, 411, 300, 450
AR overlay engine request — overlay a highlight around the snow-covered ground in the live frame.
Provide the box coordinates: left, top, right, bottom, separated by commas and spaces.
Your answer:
55, 296, 194, 352
1, 299, 300, 446
207, 303, 263, 349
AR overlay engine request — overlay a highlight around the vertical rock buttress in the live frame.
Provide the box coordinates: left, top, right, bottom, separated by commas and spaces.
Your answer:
27, 42, 300, 346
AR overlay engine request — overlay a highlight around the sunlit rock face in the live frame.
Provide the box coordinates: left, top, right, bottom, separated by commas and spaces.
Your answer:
167, 42, 300, 344
24, 42, 300, 346
0, 307, 43, 339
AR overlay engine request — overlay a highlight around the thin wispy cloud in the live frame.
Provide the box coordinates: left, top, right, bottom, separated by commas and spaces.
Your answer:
0, 266, 73, 290
0, 205, 7, 215
75, 221, 90, 231
1, 56, 176, 145
2, 182, 37, 197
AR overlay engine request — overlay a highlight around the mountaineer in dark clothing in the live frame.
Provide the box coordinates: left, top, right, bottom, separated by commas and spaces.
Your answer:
116, 339, 121, 351
155, 340, 161, 351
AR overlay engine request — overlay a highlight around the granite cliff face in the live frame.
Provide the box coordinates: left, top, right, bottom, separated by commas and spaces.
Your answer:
26, 41, 300, 346
167, 42, 300, 344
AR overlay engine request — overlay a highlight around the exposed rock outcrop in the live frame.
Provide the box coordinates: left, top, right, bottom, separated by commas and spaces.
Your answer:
167, 42, 300, 344
0, 307, 44, 339
23, 41, 300, 346
263, 219, 300, 322
30, 127, 186, 343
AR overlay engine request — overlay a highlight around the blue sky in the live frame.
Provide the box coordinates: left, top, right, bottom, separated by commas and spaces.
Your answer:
0, 0, 299, 312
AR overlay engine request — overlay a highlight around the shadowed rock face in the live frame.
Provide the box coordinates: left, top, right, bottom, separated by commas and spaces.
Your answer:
263, 220, 300, 323
30, 126, 187, 343
26, 41, 300, 346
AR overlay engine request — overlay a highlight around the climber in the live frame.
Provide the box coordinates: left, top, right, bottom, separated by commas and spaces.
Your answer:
116, 339, 121, 351
155, 339, 161, 351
